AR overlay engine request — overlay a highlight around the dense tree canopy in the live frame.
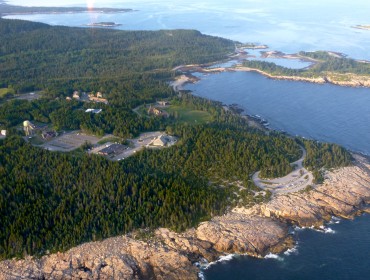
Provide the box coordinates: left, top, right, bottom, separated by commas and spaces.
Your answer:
0, 18, 353, 260
0, 18, 234, 92
301, 139, 352, 183
242, 51, 370, 77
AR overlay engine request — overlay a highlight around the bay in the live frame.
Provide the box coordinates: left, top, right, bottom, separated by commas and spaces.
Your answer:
185, 71, 370, 155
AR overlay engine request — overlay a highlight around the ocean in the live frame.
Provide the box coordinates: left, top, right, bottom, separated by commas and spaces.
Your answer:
2, 1, 370, 279
185, 71, 370, 155
202, 214, 370, 280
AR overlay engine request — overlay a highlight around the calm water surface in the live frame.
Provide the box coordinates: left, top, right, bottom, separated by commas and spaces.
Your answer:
186, 71, 370, 154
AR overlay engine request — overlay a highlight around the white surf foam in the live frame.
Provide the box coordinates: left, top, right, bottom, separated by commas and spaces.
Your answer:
198, 271, 206, 280
293, 225, 306, 231
264, 253, 284, 261
203, 254, 236, 269
284, 245, 299, 256
329, 216, 341, 224
217, 254, 235, 262
319, 225, 336, 234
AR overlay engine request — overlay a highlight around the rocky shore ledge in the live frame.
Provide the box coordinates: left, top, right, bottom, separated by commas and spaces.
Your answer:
1, 154, 370, 279
173, 64, 370, 88
234, 66, 370, 87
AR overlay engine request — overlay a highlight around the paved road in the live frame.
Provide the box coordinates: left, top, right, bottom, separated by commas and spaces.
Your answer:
253, 146, 314, 194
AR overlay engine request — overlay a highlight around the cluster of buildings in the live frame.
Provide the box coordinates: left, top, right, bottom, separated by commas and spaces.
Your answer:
147, 101, 170, 117
22, 120, 57, 140
67, 91, 109, 105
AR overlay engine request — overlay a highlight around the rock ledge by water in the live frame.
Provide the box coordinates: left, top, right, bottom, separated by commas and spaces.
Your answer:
1, 155, 370, 279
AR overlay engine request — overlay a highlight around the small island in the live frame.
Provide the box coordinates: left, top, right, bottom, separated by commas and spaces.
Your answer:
352, 25, 370, 31
86, 22, 122, 27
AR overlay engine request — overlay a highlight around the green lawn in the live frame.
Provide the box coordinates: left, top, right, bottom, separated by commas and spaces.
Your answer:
0, 88, 14, 98
166, 105, 213, 124
98, 136, 122, 145
27, 135, 45, 145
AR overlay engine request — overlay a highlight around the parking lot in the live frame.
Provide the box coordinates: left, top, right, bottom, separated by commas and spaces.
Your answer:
41, 131, 102, 152
112, 131, 163, 161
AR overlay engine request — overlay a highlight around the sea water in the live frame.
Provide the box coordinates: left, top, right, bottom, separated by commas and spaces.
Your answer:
185, 71, 370, 155
203, 214, 370, 280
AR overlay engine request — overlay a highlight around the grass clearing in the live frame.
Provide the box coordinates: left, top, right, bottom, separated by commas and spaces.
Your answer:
27, 135, 45, 145
0, 88, 15, 98
98, 136, 122, 145
166, 105, 213, 124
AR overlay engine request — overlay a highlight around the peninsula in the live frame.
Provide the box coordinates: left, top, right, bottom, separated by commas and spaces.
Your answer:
1, 17, 370, 280
174, 50, 370, 88
1, 143, 369, 279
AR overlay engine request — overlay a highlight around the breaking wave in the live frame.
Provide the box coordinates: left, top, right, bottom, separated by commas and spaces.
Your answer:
284, 245, 299, 256
264, 253, 284, 261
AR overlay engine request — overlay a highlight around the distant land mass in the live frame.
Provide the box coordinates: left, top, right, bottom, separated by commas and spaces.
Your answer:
0, 0, 133, 16
85, 22, 122, 27
352, 25, 370, 31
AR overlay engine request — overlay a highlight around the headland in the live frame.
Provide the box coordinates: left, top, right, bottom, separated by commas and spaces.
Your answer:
1, 153, 369, 279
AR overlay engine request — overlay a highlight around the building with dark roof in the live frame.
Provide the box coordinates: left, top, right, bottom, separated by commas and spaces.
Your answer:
97, 144, 126, 156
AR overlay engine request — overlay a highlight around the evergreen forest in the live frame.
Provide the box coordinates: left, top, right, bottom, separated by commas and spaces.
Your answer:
0, 19, 352, 259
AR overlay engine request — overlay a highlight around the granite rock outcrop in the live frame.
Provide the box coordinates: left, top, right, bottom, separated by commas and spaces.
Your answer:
1, 155, 370, 279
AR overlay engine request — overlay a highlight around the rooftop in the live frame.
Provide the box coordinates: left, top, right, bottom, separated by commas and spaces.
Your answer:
98, 143, 127, 155
85, 109, 102, 114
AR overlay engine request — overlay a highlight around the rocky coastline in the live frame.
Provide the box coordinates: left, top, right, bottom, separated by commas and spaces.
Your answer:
173, 63, 370, 88
1, 154, 370, 279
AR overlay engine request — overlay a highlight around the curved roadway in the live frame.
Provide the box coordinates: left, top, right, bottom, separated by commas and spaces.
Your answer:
252, 146, 314, 194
